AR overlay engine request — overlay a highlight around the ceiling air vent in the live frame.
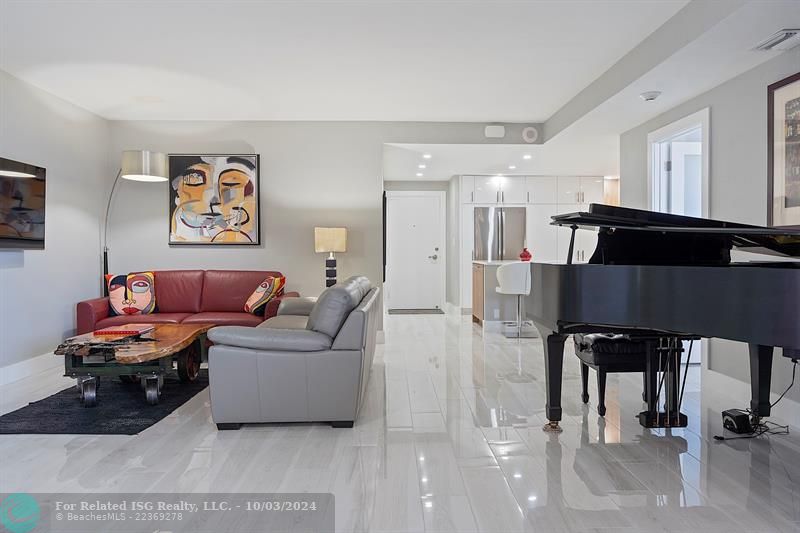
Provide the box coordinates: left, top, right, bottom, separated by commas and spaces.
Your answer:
754, 29, 800, 51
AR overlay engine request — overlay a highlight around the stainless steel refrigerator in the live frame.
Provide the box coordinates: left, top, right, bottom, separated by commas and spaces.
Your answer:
473, 207, 526, 261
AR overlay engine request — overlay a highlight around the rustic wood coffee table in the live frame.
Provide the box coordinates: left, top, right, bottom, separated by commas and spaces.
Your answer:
55, 323, 213, 407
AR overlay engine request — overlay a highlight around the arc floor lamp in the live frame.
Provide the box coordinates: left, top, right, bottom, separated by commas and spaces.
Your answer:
103, 150, 168, 294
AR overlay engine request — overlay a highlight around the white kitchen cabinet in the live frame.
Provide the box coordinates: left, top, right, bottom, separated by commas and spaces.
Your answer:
461, 175, 475, 203
580, 176, 605, 205
526, 176, 558, 204
499, 176, 527, 204
526, 204, 560, 262
557, 176, 581, 204
474, 176, 500, 203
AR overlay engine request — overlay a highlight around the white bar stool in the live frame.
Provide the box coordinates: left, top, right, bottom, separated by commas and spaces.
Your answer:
496, 262, 537, 338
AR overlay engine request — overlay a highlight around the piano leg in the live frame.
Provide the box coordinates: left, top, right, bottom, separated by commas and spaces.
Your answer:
748, 344, 774, 420
537, 326, 567, 432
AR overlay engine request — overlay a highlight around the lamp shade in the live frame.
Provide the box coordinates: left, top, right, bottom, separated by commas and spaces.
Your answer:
121, 150, 168, 182
314, 227, 347, 253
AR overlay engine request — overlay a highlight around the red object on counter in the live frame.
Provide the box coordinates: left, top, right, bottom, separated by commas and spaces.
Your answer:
519, 248, 532, 261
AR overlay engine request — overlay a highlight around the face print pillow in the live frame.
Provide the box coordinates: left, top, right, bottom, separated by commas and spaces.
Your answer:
244, 276, 286, 316
106, 272, 157, 316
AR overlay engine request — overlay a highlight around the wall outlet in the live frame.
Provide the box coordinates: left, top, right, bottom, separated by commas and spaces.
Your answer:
493, 309, 499, 319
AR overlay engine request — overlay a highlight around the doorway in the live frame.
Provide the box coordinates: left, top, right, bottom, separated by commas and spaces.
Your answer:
648, 108, 710, 366
385, 191, 446, 311
648, 108, 709, 218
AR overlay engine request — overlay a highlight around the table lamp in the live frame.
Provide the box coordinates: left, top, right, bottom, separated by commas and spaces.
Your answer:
314, 227, 347, 287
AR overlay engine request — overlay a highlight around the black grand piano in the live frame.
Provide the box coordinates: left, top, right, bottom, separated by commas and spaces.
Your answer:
525, 204, 800, 431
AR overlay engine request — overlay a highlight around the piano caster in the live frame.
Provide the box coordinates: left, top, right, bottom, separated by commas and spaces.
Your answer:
542, 421, 563, 433
637, 411, 688, 428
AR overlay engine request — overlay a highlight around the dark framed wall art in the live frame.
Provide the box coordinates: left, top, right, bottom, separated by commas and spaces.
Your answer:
768, 72, 800, 228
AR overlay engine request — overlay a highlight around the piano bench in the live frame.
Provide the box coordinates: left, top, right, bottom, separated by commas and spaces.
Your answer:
574, 333, 649, 417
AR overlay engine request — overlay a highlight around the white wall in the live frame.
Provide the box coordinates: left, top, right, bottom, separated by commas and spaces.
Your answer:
620, 49, 800, 403
446, 177, 460, 307
107, 121, 511, 330
0, 70, 109, 367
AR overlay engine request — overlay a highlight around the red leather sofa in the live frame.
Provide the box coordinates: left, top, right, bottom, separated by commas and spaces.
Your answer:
76, 270, 299, 335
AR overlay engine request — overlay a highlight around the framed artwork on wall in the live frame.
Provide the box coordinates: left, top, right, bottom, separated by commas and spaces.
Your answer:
768, 72, 800, 227
168, 154, 260, 245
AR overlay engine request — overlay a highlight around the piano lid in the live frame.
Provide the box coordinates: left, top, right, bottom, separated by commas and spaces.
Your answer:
552, 204, 800, 258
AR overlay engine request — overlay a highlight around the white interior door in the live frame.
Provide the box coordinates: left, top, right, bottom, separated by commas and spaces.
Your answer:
386, 192, 446, 310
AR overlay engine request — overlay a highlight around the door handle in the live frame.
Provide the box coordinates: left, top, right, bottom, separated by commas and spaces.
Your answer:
496, 190, 500, 203
471, 191, 474, 202
428, 254, 438, 260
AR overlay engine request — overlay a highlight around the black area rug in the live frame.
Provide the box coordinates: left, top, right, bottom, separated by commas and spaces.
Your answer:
0, 370, 208, 435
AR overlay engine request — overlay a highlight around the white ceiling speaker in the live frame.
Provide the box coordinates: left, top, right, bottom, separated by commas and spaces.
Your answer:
521, 126, 539, 144
484, 125, 506, 138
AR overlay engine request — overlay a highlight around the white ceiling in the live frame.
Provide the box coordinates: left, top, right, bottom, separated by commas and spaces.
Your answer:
0, 0, 688, 121
383, 133, 619, 181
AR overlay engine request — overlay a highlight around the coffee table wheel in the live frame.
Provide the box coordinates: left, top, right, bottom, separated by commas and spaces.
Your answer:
144, 376, 162, 405
120, 375, 140, 384
178, 343, 201, 383
81, 378, 97, 408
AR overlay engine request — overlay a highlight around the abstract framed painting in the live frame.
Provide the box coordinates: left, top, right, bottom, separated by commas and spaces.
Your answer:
168, 154, 260, 245
768, 72, 800, 228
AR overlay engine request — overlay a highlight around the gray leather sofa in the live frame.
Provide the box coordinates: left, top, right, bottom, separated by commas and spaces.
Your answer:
207, 276, 379, 429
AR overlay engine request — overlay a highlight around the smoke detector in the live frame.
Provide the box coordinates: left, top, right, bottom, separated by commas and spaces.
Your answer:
639, 91, 662, 102
755, 29, 800, 51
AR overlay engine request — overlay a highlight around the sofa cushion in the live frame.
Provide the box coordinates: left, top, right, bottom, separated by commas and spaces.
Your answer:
201, 270, 283, 312
106, 272, 157, 316
307, 276, 371, 338
95, 313, 192, 330
260, 315, 308, 330
183, 312, 263, 327
244, 275, 286, 315
155, 270, 204, 313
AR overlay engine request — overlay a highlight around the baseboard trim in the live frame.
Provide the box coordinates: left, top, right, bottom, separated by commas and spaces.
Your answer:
0, 352, 62, 387
443, 302, 460, 315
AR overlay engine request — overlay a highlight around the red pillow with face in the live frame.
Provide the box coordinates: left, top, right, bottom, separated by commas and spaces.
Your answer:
105, 272, 157, 316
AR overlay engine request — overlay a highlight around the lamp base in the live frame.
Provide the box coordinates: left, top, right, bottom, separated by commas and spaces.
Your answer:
325, 257, 337, 287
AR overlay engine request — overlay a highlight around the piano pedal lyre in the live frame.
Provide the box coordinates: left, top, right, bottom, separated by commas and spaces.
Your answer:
542, 421, 563, 433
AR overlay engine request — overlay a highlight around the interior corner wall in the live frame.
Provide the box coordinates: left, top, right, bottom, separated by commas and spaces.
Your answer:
619, 49, 800, 404
0, 70, 109, 368
107, 121, 502, 331
446, 177, 460, 306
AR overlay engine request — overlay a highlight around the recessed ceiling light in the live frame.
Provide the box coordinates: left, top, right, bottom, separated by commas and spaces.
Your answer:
416, 172, 423, 177
522, 154, 532, 160
528, 495, 537, 502
418, 164, 426, 169
508, 165, 516, 170
423, 153, 432, 159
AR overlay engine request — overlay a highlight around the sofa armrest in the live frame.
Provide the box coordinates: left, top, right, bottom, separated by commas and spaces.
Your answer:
264, 291, 300, 320
208, 326, 331, 352
77, 297, 110, 335
277, 296, 317, 317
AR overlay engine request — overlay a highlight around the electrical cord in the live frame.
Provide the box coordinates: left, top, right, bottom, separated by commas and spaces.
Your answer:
714, 359, 797, 441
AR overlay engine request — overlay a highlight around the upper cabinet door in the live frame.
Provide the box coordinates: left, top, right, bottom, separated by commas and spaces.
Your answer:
557, 176, 581, 205
461, 176, 475, 203
500, 177, 527, 204
474, 176, 501, 203
580, 177, 605, 205
526, 176, 558, 204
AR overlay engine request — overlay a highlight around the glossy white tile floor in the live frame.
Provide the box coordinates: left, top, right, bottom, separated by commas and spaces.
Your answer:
2, 313, 800, 532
